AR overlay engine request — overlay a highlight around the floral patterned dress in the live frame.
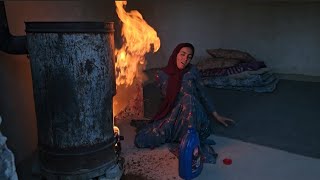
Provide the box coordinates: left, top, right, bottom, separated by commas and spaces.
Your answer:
135, 65, 217, 163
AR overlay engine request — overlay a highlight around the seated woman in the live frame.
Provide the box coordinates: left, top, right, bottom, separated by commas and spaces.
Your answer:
134, 43, 234, 163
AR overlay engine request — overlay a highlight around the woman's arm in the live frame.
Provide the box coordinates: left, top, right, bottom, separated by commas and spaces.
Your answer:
193, 66, 215, 113
193, 66, 234, 127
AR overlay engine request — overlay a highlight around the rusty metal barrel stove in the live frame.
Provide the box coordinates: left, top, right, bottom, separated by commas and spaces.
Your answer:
25, 22, 117, 179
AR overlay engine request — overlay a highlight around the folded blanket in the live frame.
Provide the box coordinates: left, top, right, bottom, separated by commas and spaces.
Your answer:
202, 69, 279, 92
196, 57, 242, 70
206, 48, 256, 62
200, 61, 266, 77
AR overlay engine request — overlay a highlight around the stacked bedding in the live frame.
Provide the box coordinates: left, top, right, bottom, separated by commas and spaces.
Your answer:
197, 48, 279, 92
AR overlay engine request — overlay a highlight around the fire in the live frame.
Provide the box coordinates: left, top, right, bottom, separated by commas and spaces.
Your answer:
113, 1, 161, 117
114, 0, 160, 86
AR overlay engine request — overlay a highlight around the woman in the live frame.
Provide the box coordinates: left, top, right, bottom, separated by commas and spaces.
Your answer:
134, 43, 233, 163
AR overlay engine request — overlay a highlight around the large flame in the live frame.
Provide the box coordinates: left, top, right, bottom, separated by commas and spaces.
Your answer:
113, 1, 160, 117
115, 1, 160, 86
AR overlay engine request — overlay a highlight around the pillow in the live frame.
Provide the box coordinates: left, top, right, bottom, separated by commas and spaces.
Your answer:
196, 57, 241, 70
206, 48, 255, 62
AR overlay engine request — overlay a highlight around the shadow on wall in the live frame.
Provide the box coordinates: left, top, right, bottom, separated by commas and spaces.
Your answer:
0, 1, 37, 165
0, 53, 38, 164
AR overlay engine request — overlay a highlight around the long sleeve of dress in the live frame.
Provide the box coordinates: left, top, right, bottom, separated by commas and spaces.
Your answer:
193, 67, 216, 113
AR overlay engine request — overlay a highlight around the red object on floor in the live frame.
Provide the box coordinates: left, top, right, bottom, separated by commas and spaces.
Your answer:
223, 158, 232, 165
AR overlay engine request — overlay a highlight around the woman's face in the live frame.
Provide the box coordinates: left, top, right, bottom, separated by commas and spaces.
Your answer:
176, 47, 193, 70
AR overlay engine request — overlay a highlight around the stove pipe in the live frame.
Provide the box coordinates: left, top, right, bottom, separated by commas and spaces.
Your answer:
0, 2, 27, 54
25, 21, 117, 179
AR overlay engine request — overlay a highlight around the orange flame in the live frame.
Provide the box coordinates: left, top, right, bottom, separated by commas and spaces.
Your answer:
113, 1, 160, 117
115, 1, 160, 86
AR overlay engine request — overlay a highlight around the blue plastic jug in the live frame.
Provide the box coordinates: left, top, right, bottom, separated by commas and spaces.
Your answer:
179, 126, 203, 180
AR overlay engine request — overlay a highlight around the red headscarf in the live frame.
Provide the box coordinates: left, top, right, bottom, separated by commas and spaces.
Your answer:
153, 43, 195, 120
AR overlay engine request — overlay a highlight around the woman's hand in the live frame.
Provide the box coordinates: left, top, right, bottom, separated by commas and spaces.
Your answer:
212, 112, 234, 127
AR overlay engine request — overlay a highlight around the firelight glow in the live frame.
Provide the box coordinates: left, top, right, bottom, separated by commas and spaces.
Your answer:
115, 0, 160, 86
113, 0, 161, 117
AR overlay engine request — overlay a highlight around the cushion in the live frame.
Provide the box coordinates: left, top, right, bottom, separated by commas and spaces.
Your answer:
196, 57, 241, 70
206, 48, 255, 62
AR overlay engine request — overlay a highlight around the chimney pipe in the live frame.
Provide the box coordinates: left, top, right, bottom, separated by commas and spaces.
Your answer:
0, 1, 28, 54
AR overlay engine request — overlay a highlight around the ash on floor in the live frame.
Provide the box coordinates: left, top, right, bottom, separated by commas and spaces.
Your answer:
117, 117, 182, 180
121, 147, 181, 180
